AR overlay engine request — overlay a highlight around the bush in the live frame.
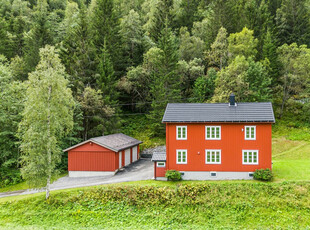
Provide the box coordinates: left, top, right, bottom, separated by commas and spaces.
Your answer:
253, 168, 273, 181
165, 170, 182, 181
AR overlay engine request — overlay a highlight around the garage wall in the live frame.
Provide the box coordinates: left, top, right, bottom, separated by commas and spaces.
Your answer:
69, 151, 115, 171
68, 142, 116, 172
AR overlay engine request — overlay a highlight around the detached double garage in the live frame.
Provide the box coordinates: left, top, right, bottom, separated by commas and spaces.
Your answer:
64, 133, 142, 177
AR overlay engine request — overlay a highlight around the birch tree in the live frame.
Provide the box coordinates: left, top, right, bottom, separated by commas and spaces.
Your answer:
19, 45, 74, 199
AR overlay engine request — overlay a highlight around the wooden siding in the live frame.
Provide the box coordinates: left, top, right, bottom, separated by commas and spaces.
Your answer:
166, 123, 272, 172
155, 163, 166, 178
68, 150, 116, 171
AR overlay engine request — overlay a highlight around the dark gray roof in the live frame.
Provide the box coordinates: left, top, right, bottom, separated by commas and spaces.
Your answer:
63, 133, 142, 152
151, 152, 166, 162
162, 102, 275, 123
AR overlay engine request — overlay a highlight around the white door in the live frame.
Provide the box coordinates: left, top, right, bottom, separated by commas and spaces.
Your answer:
119, 152, 122, 168
125, 149, 131, 166
132, 146, 138, 162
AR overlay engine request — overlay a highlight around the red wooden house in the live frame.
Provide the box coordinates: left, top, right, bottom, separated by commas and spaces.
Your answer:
152, 94, 275, 180
63, 133, 142, 177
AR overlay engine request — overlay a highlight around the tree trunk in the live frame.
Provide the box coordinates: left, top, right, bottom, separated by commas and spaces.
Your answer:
46, 86, 52, 200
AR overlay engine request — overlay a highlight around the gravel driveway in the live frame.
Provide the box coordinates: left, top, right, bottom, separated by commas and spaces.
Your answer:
0, 158, 154, 199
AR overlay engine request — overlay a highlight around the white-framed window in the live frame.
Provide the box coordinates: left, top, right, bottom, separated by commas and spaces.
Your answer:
205, 150, 221, 164
176, 126, 187, 140
176, 150, 187, 164
156, 162, 166, 167
245, 126, 256, 140
243, 150, 259, 165
205, 126, 221, 140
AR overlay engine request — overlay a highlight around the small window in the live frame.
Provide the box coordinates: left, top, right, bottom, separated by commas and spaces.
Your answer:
176, 150, 187, 164
176, 126, 187, 140
210, 172, 217, 177
205, 126, 221, 140
205, 150, 221, 164
245, 126, 256, 140
243, 150, 259, 165
249, 172, 254, 177
156, 162, 166, 167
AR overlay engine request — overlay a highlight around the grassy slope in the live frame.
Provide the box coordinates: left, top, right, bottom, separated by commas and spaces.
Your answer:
0, 181, 309, 229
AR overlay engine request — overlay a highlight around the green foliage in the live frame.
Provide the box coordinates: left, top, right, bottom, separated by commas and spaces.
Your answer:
228, 27, 258, 59
19, 45, 74, 198
191, 68, 217, 102
253, 168, 273, 181
165, 170, 182, 181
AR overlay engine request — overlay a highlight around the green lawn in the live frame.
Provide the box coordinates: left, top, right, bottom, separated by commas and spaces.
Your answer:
272, 137, 310, 181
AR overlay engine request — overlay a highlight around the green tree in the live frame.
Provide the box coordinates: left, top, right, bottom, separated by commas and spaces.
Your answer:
19, 45, 74, 199
120, 9, 145, 66
23, 0, 53, 74
177, 58, 204, 98
179, 27, 204, 61
90, 0, 123, 75
191, 68, 217, 103
206, 27, 228, 70
277, 43, 310, 117
77, 87, 114, 140
0, 56, 24, 183
228, 27, 258, 59
276, 0, 310, 46
212, 55, 271, 102
61, 3, 96, 94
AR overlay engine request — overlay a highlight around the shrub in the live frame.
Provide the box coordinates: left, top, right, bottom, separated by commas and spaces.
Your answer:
253, 168, 273, 181
165, 170, 182, 181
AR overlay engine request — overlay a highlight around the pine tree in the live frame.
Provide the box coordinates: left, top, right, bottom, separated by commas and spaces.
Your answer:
90, 0, 123, 75
23, 0, 53, 74
60, 3, 96, 94
19, 45, 74, 199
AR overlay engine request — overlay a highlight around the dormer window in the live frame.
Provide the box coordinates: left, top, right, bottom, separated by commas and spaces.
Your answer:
176, 126, 187, 140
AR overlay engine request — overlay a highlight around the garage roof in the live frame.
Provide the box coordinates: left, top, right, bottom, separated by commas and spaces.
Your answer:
151, 152, 166, 162
162, 102, 275, 123
63, 133, 142, 152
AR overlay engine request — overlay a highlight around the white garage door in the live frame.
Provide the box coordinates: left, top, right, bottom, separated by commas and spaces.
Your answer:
125, 149, 131, 166
119, 152, 122, 168
132, 146, 138, 162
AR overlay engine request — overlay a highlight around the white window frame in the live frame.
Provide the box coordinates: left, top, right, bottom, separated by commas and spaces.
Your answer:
245, 126, 256, 140
156, 162, 166, 167
242, 150, 259, 165
210, 172, 217, 177
176, 126, 187, 140
176, 149, 187, 164
205, 126, 221, 140
205, 149, 221, 164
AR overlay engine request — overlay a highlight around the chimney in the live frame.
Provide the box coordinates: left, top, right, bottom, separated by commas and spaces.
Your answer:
229, 93, 236, 106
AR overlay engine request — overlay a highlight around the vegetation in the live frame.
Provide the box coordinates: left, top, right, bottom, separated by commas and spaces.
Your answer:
165, 170, 182, 181
253, 168, 273, 181
0, 181, 310, 229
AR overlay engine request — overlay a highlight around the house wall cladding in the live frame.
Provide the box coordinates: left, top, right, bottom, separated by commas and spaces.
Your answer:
166, 123, 272, 172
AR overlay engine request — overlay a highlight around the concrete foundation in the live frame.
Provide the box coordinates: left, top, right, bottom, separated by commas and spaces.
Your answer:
69, 171, 116, 177
180, 171, 254, 180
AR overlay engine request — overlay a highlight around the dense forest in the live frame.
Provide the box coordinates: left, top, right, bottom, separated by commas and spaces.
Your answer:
1, 0, 310, 187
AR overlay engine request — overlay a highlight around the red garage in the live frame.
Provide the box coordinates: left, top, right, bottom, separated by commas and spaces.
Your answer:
63, 133, 142, 177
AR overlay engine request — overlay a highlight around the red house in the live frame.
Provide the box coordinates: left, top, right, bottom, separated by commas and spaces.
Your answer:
152, 94, 275, 180
63, 133, 142, 177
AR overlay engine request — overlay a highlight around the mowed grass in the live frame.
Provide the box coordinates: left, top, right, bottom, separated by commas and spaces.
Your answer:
272, 137, 310, 181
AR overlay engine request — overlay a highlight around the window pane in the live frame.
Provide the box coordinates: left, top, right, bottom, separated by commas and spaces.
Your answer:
216, 127, 220, 138
182, 127, 186, 138
207, 153, 210, 162
212, 128, 215, 138
216, 152, 220, 162
212, 151, 215, 162
249, 152, 252, 162
178, 128, 181, 138
244, 153, 247, 162
253, 152, 257, 162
